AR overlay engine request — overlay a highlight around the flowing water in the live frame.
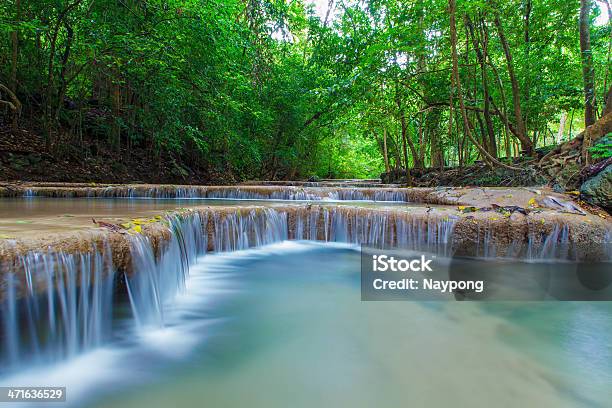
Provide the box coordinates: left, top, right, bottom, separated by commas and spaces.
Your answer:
1, 242, 611, 407
1, 197, 611, 407
18, 185, 414, 201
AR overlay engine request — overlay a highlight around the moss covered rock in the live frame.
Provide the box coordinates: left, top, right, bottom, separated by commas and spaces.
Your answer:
580, 164, 612, 211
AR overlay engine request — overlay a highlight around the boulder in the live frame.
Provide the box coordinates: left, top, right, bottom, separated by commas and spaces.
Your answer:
580, 164, 612, 211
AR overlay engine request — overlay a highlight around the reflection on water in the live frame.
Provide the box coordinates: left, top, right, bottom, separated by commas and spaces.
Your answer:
1, 242, 611, 407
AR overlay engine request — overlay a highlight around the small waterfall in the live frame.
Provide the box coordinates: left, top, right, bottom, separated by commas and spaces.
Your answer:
210, 209, 288, 252
289, 207, 457, 252
0, 213, 206, 373
527, 224, 573, 260
328, 189, 409, 202
13, 185, 414, 202
125, 213, 206, 328
0, 248, 115, 374
206, 188, 323, 201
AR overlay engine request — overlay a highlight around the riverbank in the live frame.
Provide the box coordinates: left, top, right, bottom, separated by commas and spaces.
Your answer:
0, 127, 231, 185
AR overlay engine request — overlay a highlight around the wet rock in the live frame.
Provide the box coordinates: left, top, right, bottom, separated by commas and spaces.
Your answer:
580, 164, 612, 211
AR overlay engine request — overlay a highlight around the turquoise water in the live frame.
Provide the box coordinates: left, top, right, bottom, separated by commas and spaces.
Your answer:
3, 242, 611, 407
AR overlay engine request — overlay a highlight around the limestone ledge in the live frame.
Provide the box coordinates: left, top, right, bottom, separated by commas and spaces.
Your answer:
0, 203, 610, 301
0, 182, 602, 210
0, 203, 609, 266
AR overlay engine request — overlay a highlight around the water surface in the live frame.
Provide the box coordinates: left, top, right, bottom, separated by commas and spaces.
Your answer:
0, 197, 432, 237
3, 242, 610, 407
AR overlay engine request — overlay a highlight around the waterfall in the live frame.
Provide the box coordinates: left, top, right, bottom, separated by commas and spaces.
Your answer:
1, 204, 607, 376
0, 248, 115, 374
328, 189, 408, 201
16, 185, 413, 202
527, 224, 573, 260
289, 207, 457, 253
126, 213, 206, 328
0, 213, 206, 373
210, 209, 288, 252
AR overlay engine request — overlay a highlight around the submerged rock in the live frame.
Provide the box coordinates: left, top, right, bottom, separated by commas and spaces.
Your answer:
580, 164, 612, 211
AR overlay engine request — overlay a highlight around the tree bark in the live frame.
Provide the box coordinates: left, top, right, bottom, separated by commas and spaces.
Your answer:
9, 0, 20, 129
523, 0, 532, 133
557, 111, 567, 143
55, 23, 74, 123
466, 15, 497, 157
10, 0, 20, 93
491, 3, 533, 155
382, 128, 390, 173
580, 0, 597, 127
449, 0, 520, 171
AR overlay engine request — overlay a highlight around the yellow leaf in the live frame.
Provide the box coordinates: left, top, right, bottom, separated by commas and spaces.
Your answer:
528, 198, 537, 207
540, 219, 546, 224
132, 225, 142, 234
567, 191, 580, 196
490, 217, 498, 221
458, 205, 466, 211
121, 223, 131, 229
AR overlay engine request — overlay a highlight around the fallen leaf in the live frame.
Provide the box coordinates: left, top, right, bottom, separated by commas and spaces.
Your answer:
458, 206, 477, 213
92, 218, 123, 232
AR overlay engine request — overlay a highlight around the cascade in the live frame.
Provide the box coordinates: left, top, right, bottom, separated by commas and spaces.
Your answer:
1, 204, 609, 375
126, 213, 206, 327
0, 248, 115, 374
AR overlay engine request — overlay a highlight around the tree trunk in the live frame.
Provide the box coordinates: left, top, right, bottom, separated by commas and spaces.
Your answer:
449, 0, 520, 171
557, 111, 567, 143
10, 0, 20, 129
492, 4, 533, 155
466, 15, 497, 157
400, 115, 413, 185
55, 23, 74, 123
523, 0, 532, 134
418, 114, 425, 168
580, 0, 597, 127
382, 128, 390, 173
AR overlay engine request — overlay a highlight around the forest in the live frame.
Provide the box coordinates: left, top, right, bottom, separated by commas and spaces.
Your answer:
0, 0, 611, 185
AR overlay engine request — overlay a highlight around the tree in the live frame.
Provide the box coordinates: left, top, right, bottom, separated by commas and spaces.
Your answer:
580, 0, 597, 127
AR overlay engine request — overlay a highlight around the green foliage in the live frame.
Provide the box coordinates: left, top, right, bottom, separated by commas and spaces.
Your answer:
589, 134, 612, 159
0, 0, 610, 180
